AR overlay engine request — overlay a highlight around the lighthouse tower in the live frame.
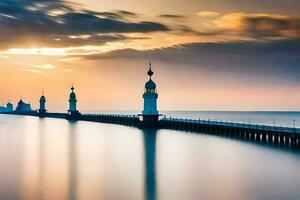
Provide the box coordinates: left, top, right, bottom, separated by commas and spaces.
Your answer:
142, 63, 159, 125
68, 85, 79, 115
38, 92, 46, 116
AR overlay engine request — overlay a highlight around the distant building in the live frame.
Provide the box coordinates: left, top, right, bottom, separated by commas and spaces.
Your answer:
6, 102, 13, 112
16, 99, 32, 112
0, 105, 6, 112
0, 102, 14, 112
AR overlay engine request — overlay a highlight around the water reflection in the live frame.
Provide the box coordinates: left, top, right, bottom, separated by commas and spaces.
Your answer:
37, 118, 45, 200
2, 116, 300, 200
68, 121, 78, 200
20, 117, 70, 200
142, 129, 157, 200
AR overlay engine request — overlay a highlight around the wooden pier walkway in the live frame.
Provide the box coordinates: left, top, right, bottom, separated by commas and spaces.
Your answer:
159, 117, 300, 147
1, 112, 299, 149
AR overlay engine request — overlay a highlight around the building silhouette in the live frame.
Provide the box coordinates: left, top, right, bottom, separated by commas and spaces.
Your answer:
6, 102, 13, 112
141, 63, 159, 126
16, 99, 32, 112
38, 92, 47, 115
68, 85, 80, 117
0, 101, 13, 112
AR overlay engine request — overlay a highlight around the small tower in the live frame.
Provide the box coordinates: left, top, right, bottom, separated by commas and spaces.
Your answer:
68, 85, 80, 117
38, 92, 46, 116
6, 101, 13, 112
141, 63, 159, 126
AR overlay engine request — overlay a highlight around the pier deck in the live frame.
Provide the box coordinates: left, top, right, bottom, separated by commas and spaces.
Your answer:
1, 112, 299, 149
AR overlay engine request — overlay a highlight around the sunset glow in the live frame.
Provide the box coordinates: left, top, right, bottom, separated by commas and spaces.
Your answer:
1, 2, 300, 199
0, 0, 299, 111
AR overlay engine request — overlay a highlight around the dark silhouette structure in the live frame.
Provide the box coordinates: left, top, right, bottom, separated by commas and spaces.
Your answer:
38, 92, 47, 117
0, 63, 299, 150
15, 99, 32, 112
0, 101, 13, 112
6, 102, 13, 112
67, 86, 81, 120
140, 63, 160, 128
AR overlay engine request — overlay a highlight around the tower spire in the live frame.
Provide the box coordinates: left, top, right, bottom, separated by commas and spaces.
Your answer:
147, 62, 153, 78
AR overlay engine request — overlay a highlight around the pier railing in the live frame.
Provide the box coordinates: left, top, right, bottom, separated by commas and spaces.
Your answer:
159, 116, 300, 148
160, 116, 299, 134
1, 112, 299, 148
80, 113, 140, 126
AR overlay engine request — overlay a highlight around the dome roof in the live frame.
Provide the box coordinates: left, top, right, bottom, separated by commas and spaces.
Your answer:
145, 79, 156, 89
40, 95, 46, 101
69, 85, 76, 99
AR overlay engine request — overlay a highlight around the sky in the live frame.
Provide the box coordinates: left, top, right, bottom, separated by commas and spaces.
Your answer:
0, 0, 299, 111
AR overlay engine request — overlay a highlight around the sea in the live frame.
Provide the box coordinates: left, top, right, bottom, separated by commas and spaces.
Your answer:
1, 111, 300, 200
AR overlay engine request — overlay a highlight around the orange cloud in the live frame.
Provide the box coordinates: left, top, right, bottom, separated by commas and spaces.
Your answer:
214, 12, 300, 39
214, 12, 246, 29
197, 11, 219, 17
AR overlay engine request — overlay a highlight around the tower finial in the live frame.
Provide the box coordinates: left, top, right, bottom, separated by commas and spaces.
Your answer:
147, 62, 153, 77
71, 84, 74, 91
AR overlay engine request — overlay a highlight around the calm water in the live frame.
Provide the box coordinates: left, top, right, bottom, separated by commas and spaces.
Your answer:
1, 114, 300, 200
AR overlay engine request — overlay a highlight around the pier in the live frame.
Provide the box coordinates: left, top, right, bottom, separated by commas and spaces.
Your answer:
0, 63, 299, 150
159, 117, 300, 148
1, 111, 299, 149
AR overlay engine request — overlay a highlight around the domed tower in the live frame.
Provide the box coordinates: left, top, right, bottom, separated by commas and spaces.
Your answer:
68, 85, 79, 116
39, 92, 46, 115
142, 63, 159, 125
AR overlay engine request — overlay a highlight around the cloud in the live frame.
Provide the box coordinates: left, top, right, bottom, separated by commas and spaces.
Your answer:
59, 57, 81, 62
159, 14, 186, 19
61, 68, 72, 72
160, 12, 300, 40
0, 55, 10, 59
84, 39, 300, 83
214, 13, 300, 39
0, 1, 298, 55
42, 64, 55, 69
0, 0, 169, 50
197, 11, 219, 17
177, 25, 225, 36
116, 10, 137, 17
23, 69, 43, 74
14, 62, 55, 71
